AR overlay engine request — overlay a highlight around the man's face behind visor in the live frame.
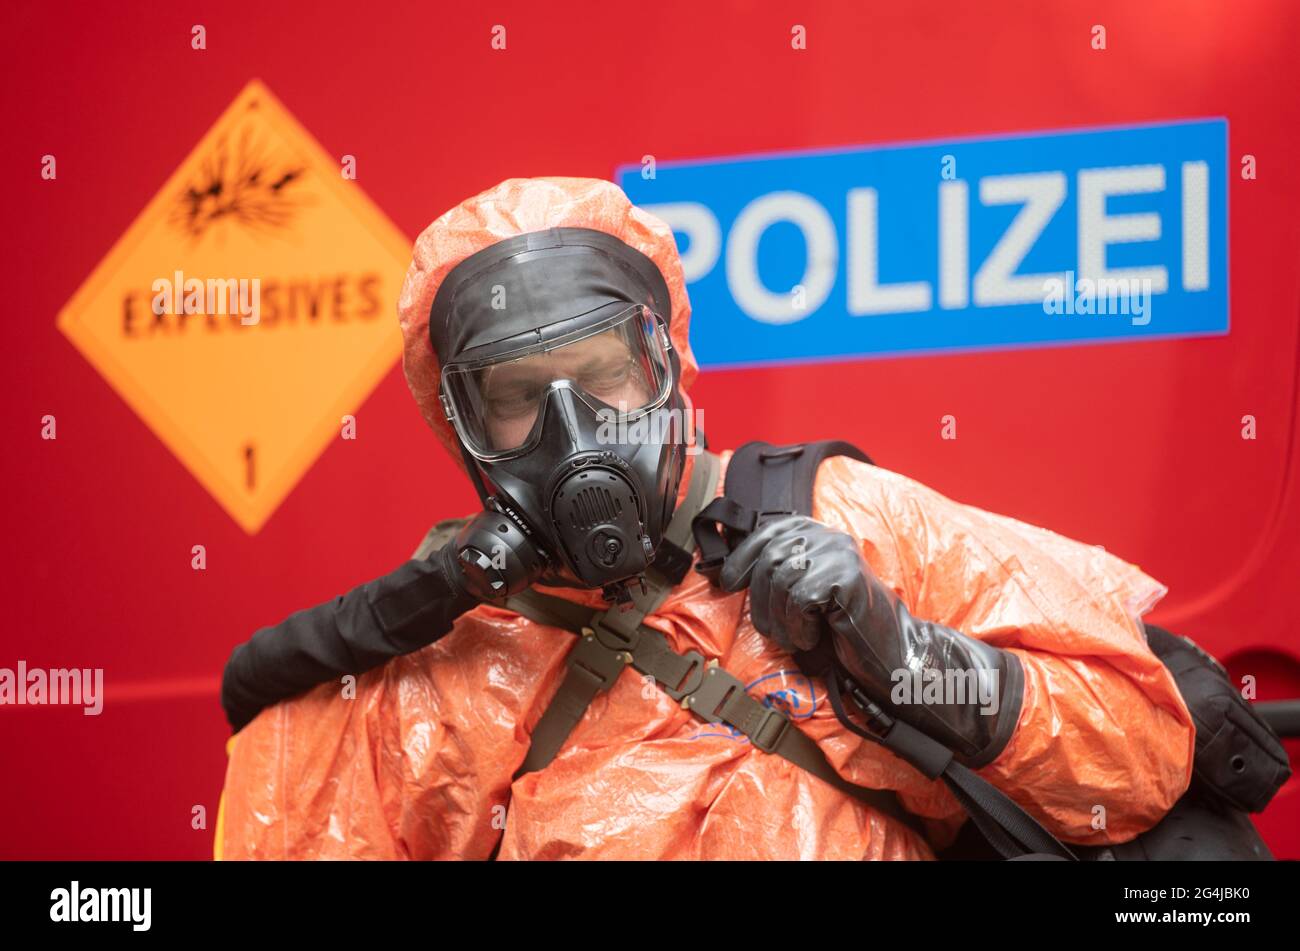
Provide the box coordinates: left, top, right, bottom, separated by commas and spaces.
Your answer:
482, 329, 656, 451
441, 303, 674, 461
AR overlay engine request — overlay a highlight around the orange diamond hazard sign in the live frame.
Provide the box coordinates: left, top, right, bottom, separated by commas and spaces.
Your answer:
57, 79, 411, 533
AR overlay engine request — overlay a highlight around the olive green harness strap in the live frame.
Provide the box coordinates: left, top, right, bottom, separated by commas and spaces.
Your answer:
504, 451, 925, 839
506, 450, 720, 778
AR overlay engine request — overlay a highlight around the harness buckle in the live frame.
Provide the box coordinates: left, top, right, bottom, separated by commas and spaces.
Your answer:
660, 650, 706, 701
680, 667, 743, 723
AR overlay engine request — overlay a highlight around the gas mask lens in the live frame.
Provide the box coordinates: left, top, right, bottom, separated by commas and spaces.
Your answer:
441, 304, 673, 459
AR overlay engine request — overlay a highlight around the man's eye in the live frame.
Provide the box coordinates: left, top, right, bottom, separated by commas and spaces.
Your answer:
580, 362, 633, 392
487, 386, 543, 418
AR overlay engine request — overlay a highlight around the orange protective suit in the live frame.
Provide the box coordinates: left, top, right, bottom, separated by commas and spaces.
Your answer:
215, 177, 1195, 860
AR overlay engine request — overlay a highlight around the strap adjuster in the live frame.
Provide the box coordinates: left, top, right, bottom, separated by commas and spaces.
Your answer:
650, 539, 694, 585
754, 509, 795, 528
693, 555, 724, 584
748, 706, 792, 753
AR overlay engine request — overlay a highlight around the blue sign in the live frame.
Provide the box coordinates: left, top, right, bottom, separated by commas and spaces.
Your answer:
618, 119, 1228, 369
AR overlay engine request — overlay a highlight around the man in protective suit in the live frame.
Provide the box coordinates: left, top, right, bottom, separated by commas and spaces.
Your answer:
215, 176, 1194, 860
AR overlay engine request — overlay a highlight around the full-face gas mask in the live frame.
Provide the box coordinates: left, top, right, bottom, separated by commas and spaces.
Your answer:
430, 227, 688, 607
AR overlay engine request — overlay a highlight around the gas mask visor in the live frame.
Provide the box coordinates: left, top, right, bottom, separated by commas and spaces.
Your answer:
439, 303, 675, 462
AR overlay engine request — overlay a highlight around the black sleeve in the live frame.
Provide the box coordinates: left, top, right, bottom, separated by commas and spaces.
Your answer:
220, 546, 480, 733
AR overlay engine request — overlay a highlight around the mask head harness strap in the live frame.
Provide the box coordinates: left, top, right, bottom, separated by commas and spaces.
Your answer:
429, 226, 675, 375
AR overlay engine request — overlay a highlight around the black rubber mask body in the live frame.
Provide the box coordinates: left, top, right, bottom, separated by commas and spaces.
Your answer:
430, 228, 687, 605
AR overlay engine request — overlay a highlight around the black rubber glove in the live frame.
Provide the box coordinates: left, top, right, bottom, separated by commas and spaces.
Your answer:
719, 514, 1024, 768
220, 543, 481, 734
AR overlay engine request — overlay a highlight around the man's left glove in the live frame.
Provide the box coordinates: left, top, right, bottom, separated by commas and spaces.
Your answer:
719, 514, 1024, 768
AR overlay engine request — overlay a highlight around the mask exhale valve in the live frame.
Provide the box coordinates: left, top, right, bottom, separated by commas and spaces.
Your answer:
549, 456, 654, 607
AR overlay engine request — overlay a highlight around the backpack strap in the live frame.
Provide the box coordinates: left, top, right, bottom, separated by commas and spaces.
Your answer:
692, 441, 872, 584
802, 640, 1075, 859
